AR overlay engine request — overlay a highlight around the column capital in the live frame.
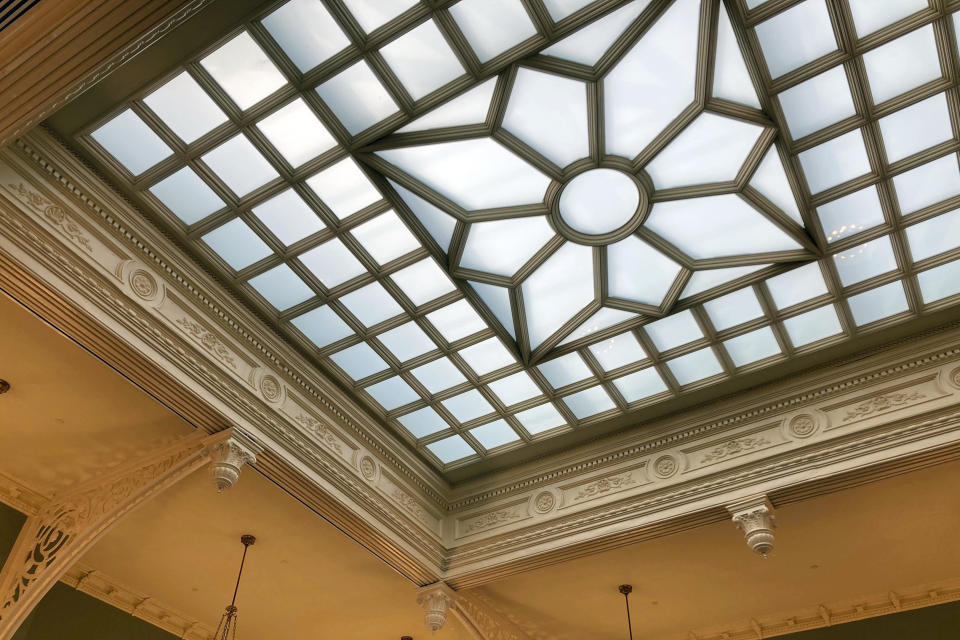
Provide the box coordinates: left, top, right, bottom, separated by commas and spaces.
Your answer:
726, 495, 777, 557
208, 429, 262, 492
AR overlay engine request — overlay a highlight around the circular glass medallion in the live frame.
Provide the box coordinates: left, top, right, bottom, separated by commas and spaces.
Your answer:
558, 169, 642, 237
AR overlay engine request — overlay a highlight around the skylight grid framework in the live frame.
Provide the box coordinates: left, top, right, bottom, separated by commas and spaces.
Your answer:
74, 0, 960, 471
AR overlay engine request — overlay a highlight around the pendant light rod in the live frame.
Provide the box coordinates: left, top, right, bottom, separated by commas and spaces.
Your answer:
230, 534, 256, 608
619, 584, 634, 640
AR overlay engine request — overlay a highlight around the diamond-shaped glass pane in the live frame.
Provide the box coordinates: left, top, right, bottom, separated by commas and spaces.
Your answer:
316, 60, 399, 134
202, 134, 278, 197
307, 157, 381, 219
330, 342, 388, 380
377, 321, 436, 362
427, 300, 487, 342
291, 305, 353, 347
427, 434, 475, 463
340, 282, 404, 326
905, 209, 960, 261
150, 167, 225, 224
833, 235, 898, 286
299, 238, 366, 288
350, 210, 421, 264
442, 389, 495, 422
488, 371, 542, 406
366, 376, 419, 410
613, 367, 668, 403
755, 0, 836, 78
458, 337, 515, 375
411, 357, 467, 393
249, 264, 314, 310
252, 189, 325, 246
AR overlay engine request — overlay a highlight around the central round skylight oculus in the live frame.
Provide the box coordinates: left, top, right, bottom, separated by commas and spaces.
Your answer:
555, 168, 647, 244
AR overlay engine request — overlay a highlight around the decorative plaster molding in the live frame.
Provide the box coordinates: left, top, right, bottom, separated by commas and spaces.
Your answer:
209, 431, 261, 492
417, 582, 456, 632
700, 437, 774, 465
842, 390, 927, 422
0, 470, 48, 515
727, 495, 776, 557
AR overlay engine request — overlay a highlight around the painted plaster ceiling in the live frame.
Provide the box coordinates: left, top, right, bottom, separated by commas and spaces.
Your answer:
77, 0, 960, 471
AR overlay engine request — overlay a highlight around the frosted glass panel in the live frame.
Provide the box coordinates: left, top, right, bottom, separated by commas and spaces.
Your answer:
917, 260, 960, 303
833, 235, 898, 286
681, 265, 768, 298
316, 61, 399, 134
389, 181, 457, 251
521, 242, 595, 348
262, 0, 350, 71
766, 262, 828, 309
380, 20, 465, 100
91, 110, 171, 175
377, 322, 436, 361
144, 72, 227, 144
426, 299, 487, 342
645, 310, 703, 352
613, 368, 668, 402
560, 307, 637, 345
330, 342, 388, 380
291, 305, 353, 347
542, 1, 649, 66
755, 0, 836, 78
514, 403, 566, 434
470, 281, 515, 338
723, 326, 781, 367
150, 167, 225, 224
460, 217, 555, 277
299, 238, 366, 288
458, 337, 516, 375
391, 259, 455, 306
589, 331, 646, 371
537, 353, 593, 388
341, 0, 418, 33
542, 0, 593, 20
442, 389, 495, 422
750, 146, 803, 225
365, 376, 419, 410
398, 78, 497, 133
252, 189, 325, 246
905, 209, 960, 261
427, 435, 476, 463
470, 420, 520, 449
863, 25, 940, 104
202, 134, 278, 197
666, 348, 724, 385
777, 66, 854, 139
488, 371, 541, 406
817, 185, 885, 243
714, 3, 761, 108
202, 218, 272, 270
878, 93, 951, 163
350, 210, 421, 265
848, 0, 927, 37
449, 0, 537, 62
397, 406, 449, 438
249, 264, 314, 310
704, 287, 764, 331
892, 154, 960, 215
258, 99, 337, 167
411, 357, 467, 393
339, 282, 404, 326
306, 157, 381, 219
563, 385, 616, 419
783, 304, 843, 347
797, 129, 871, 194
201, 32, 286, 110
607, 237, 680, 305
847, 281, 909, 325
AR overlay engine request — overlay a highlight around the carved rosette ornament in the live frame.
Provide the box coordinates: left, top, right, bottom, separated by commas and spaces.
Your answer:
359, 456, 377, 480
209, 433, 261, 492
128, 269, 158, 300
653, 455, 678, 478
417, 583, 456, 632
949, 367, 960, 389
727, 495, 777, 558
533, 491, 556, 514
259, 375, 282, 403
788, 414, 817, 439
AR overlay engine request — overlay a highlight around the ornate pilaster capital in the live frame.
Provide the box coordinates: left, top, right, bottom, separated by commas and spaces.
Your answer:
417, 582, 456, 632
208, 430, 262, 492
727, 495, 777, 557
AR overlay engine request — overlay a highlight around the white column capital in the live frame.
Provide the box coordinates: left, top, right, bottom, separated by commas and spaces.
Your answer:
727, 495, 777, 557
208, 429, 262, 492
417, 582, 457, 632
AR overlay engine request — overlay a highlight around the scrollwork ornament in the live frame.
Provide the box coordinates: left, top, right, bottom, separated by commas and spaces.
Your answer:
533, 491, 556, 514
788, 414, 817, 439
259, 375, 282, 403
128, 269, 158, 300
653, 455, 678, 478
359, 456, 377, 480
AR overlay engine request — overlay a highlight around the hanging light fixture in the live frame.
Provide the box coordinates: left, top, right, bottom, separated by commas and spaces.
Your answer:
214, 534, 256, 640
619, 584, 634, 640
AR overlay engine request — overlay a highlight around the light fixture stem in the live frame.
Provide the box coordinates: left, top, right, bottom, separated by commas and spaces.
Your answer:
619, 585, 634, 640
230, 535, 255, 608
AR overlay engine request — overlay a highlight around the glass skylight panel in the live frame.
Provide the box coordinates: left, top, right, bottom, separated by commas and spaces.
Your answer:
540, 1, 649, 66
298, 238, 366, 288
202, 218, 272, 271
723, 326, 781, 367
521, 242, 595, 349
350, 210, 421, 264
714, 3, 760, 109
847, 0, 927, 37
645, 310, 703, 352
646, 195, 802, 258
460, 217, 555, 277
917, 260, 960, 303
442, 389, 495, 422
449, 0, 538, 63
91, 110, 172, 175
202, 134, 278, 198
766, 262, 828, 310
537, 352, 593, 388
377, 139, 551, 210
143, 72, 227, 144
339, 281, 404, 326
797, 129, 871, 194
750, 147, 803, 225
502, 68, 589, 167
427, 435, 475, 463
645, 113, 763, 188
782, 304, 843, 347
470, 419, 520, 450
905, 209, 960, 261
588, 331, 646, 371
514, 402, 566, 434
558, 169, 639, 235
252, 189, 325, 246
704, 287, 764, 331
892, 154, 960, 215
249, 264, 314, 310
816, 185, 885, 243
666, 348, 724, 385
458, 337, 515, 375
376, 321, 436, 361
487, 371, 541, 406
262, 0, 350, 72
777, 66, 855, 140
681, 265, 768, 298
862, 25, 940, 104
389, 181, 457, 251
316, 60, 399, 134
329, 342, 388, 380
200, 31, 287, 110
561, 308, 636, 345
563, 385, 616, 419
470, 281, 515, 338
878, 93, 952, 163
390, 259, 455, 306
291, 305, 353, 347
604, 0, 698, 158
754, 0, 836, 78
306, 157, 381, 219
341, 0, 418, 33
380, 20, 465, 100
613, 367, 668, 403
397, 406, 449, 438
833, 235, 898, 286
426, 299, 487, 342
847, 281, 909, 325
365, 376, 419, 411
542, 0, 593, 20
257, 99, 337, 168
397, 78, 497, 133
410, 357, 467, 393
149, 167, 225, 224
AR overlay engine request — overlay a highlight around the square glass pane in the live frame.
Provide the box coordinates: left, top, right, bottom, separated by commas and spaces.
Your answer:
202, 134, 278, 197
298, 238, 366, 288
397, 406, 449, 438
390, 259, 455, 306
905, 209, 960, 261
291, 305, 353, 347
892, 154, 960, 215
341, 0, 418, 33
149, 167, 225, 224
258, 98, 337, 167
588, 332, 646, 371
201, 31, 287, 110
376, 321, 436, 362
248, 264, 314, 310
411, 357, 467, 394
262, 0, 350, 72
487, 371, 541, 407
613, 367, 668, 403
252, 189, 325, 246
426, 434, 475, 463
426, 299, 487, 342
202, 218, 272, 271
514, 403, 566, 434
380, 20, 465, 100
644, 310, 703, 352
144, 72, 227, 144
667, 348, 724, 385
350, 210, 421, 264
723, 326, 781, 367
798, 129, 871, 194
563, 385, 616, 419
704, 288, 764, 331
847, 281, 909, 325
330, 342, 388, 380
766, 262, 828, 309
365, 376, 419, 410
316, 60, 399, 134
878, 93, 952, 163
817, 185, 885, 243
91, 109, 171, 175
862, 25, 940, 104
917, 260, 960, 303
833, 235, 898, 286
458, 337, 515, 375
306, 157, 381, 219
470, 419, 520, 450
449, 0, 538, 63
537, 352, 593, 388
755, 0, 836, 78
442, 389, 495, 422
783, 304, 843, 347
339, 281, 404, 326
848, 0, 927, 37
777, 65, 854, 139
